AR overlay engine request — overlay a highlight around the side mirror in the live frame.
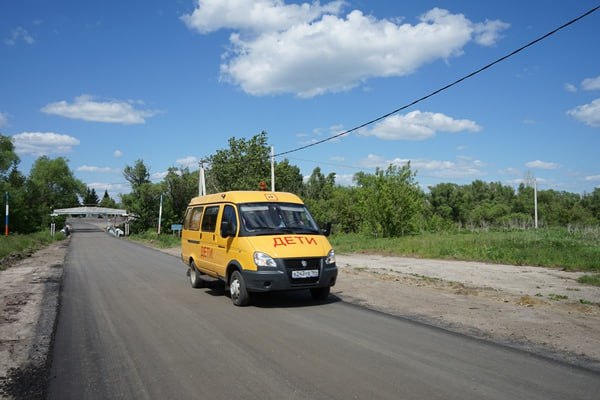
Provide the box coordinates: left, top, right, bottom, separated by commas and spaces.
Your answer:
220, 221, 235, 238
321, 222, 332, 237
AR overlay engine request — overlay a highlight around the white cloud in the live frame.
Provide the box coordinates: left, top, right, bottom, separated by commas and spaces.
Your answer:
564, 83, 577, 93
4, 27, 34, 46
183, 3, 508, 97
525, 160, 560, 170
182, 0, 344, 34
360, 153, 485, 179
0, 112, 7, 127
472, 19, 510, 46
86, 182, 128, 196
12, 132, 80, 156
584, 175, 600, 182
334, 173, 354, 186
152, 171, 169, 180
41, 95, 158, 125
176, 156, 199, 168
114, 149, 123, 158
360, 110, 481, 141
77, 165, 114, 173
567, 98, 600, 127
582, 76, 600, 91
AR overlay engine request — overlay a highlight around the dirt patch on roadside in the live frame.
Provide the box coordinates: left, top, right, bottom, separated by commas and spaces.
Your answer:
0, 239, 68, 400
333, 254, 600, 371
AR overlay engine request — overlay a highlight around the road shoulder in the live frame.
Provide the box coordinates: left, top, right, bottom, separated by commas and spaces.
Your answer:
0, 239, 68, 400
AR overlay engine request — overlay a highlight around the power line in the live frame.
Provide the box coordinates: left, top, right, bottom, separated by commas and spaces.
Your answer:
274, 5, 600, 158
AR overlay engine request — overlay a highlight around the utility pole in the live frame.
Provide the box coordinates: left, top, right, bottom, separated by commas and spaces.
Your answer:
533, 178, 538, 229
4, 192, 8, 237
525, 171, 538, 229
271, 146, 275, 192
198, 160, 207, 196
158, 193, 163, 235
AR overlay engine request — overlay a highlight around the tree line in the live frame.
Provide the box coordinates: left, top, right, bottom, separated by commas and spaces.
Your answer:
0, 134, 117, 233
2, 132, 599, 237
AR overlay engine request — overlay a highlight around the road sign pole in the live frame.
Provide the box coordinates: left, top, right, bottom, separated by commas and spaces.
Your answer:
4, 192, 8, 237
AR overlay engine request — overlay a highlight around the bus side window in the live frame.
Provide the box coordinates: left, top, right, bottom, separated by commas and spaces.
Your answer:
189, 207, 203, 231
201, 205, 220, 233
221, 205, 238, 236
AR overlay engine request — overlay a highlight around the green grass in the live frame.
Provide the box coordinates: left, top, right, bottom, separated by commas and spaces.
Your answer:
577, 274, 600, 287
329, 228, 600, 272
0, 232, 62, 270
128, 231, 181, 248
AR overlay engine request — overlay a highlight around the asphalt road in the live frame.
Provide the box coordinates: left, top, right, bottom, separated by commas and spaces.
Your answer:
48, 221, 600, 400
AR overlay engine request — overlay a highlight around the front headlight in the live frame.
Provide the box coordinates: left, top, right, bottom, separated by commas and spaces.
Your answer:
325, 249, 336, 265
254, 251, 277, 268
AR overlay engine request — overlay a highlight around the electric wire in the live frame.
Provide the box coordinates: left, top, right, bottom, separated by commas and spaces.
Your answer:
274, 5, 600, 158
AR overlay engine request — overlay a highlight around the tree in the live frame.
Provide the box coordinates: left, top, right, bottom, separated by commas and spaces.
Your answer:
121, 182, 162, 231
302, 167, 336, 226
274, 159, 303, 194
354, 163, 424, 237
121, 159, 160, 231
0, 135, 28, 233
26, 156, 85, 231
123, 159, 150, 189
206, 132, 271, 192
330, 186, 362, 233
162, 167, 198, 224
99, 190, 118, 209
0, 135, 19, 180
83, 187, 100, 206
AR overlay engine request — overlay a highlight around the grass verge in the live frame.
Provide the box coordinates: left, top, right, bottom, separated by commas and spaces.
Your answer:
0, 232, 62, 271
128, 231, 181, 248
329, 228, 600, 272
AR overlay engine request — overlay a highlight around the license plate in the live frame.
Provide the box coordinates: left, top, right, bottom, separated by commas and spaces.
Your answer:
292, 269, 319, 279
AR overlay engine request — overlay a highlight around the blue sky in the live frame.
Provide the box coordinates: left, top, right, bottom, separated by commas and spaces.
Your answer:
1, 0, 599, 199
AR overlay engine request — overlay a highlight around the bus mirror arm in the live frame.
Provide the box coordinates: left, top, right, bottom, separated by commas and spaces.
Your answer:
321, 222, 332, 237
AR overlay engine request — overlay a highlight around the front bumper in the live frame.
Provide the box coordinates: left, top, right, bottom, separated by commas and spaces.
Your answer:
242, 258, 337, 293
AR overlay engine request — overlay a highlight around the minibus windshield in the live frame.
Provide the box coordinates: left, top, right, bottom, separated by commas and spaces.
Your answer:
240, 202, 320, 235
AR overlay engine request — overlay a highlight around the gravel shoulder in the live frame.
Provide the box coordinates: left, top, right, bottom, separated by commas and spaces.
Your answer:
1, 238, 599, 398
0, 239, 68, 399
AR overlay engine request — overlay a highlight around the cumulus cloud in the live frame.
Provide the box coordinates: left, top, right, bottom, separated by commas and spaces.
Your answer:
360, 110, 481, 141
0, 112, 7, 127
182, 2, 509, 97
12, 132, 80, 156
360, 153, 485, 179
114, 149, 123, 158
77, 165, 114, 173
525, 160, 560, 170
472, 19, 510, 46
182, 0, 344, 34
4, 27, 34, 46
176, 156, 200, 168
567, 98, 600, 127
582, 76, 600, 91
41, 95, 159, 124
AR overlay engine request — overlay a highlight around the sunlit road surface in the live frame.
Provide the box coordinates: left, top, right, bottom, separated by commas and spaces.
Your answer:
48, 221, 600, 399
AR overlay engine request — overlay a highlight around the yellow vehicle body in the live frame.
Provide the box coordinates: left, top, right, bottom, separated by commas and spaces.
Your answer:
181, 191, 337, 306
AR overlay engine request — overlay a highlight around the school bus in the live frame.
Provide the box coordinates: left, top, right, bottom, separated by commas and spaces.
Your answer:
181, 191, 337, 306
